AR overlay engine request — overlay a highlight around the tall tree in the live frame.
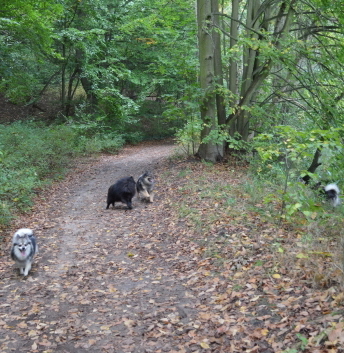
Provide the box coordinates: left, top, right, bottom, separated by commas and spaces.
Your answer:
196, 0, 224, 162
227, 1, 296, 140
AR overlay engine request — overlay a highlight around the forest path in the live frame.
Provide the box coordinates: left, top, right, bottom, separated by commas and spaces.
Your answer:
2, 141, 343, 353
0, 141, 202, 353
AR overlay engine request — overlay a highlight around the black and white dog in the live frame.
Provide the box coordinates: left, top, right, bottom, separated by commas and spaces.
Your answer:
136, 171, 155, 202
10, 228, 38, 276
324, 183, 341, 207
301, 175, 341, 207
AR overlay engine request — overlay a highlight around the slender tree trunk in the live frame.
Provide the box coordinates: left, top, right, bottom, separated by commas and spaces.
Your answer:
237, 1, 261, 141
227, 1, 295, 143
65, 67, 80, 116
228, 0, 239, 137
212, 0, 226, 126
61, 43, 66, 110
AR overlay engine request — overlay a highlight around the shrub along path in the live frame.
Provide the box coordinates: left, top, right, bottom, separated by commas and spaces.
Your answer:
0, 141, 343, 353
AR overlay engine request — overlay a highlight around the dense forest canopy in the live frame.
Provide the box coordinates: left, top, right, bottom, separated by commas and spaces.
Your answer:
0, 0, 197, 138
1, 0, 344, 167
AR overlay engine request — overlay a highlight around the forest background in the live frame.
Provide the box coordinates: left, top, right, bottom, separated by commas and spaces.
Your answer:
1, 1, 344, 226
1, 1, 344, 351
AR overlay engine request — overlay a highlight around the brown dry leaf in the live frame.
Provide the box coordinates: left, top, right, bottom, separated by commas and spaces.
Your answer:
17, 322, 27, 328
327, 323, 344, 344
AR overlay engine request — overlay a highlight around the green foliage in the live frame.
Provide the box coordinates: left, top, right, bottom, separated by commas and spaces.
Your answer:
96, 88, 139, 129
1, 0, 197, 141
252, 125, 344, 220
66, 104, 111, 137
0, 45, 44, 103
132, 100, 175, 140
226, 132, 253, 153
77, 134, 124, 154
0, 121, 126, 225
0, 201, 13, 226
1, 0, 61, 53
201, 127, 253, 156
1, 122, 77, 177
50, 0, 196, 138
175, 116, 202, 155
0, 122, 72, 224
255, 125, 343, 179
0, 0, 62, 103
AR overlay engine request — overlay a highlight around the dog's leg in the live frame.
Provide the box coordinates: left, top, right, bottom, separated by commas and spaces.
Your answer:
141, 190, 150, 199
23, 261, 32, 276
19, 267, 24, 275
149, 192, 154, 202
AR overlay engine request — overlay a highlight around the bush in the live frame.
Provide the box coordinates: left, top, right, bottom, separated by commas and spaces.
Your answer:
1, 123, 77, 177
77, 133, 125, 154
175, 116, 202, 156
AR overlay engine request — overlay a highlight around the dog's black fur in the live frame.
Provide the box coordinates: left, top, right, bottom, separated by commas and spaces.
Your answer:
106, 176, 136, 210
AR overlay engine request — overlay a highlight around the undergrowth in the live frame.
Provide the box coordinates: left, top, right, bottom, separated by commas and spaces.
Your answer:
169, 157, 344, 289
0, 121, 125, 226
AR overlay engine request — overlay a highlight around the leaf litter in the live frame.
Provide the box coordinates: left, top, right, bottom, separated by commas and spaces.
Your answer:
0, 140, 343, 353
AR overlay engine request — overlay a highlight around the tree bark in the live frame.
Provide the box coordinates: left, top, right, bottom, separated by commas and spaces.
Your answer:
228, 0, 239, 137
212, 0, 226, 126
196, 0, 224, 162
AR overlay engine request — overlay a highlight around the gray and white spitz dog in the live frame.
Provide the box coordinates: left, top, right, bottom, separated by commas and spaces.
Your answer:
136, 171, 155, 202
10, 228, 38, 276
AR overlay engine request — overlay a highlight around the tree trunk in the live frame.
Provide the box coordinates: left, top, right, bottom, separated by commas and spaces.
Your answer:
227, 1, 295, 143
196, 0, 224, 162
212, 0, 226, 126
75, 45, 97, 108
236, 0, 261, 141
228, 0, 239, 137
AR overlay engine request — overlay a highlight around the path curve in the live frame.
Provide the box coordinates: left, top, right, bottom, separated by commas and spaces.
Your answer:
0, 142, 200, 353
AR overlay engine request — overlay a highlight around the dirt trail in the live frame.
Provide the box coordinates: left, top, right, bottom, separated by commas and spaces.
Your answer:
0, 142, 201, 353
3, 141, 343, 353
